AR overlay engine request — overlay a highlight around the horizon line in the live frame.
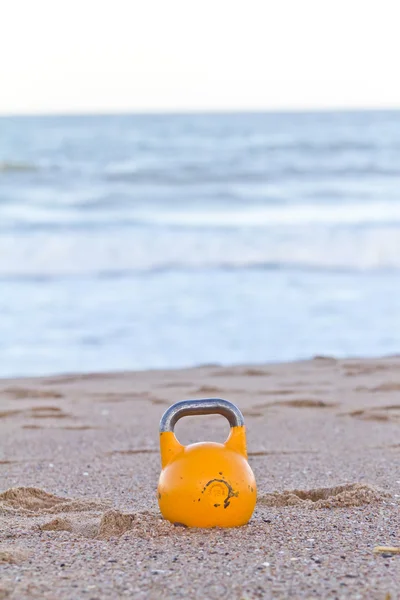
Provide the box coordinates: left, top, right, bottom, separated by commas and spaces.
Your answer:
1, 105, 400, 119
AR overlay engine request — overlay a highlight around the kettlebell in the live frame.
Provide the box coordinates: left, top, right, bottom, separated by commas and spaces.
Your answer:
157, 398, 257, 528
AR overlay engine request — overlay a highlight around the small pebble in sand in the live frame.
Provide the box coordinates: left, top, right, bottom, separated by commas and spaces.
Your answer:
373, 546, 400, 555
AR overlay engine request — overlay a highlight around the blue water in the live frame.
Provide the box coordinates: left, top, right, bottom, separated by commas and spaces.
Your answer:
1, 111, 400, 377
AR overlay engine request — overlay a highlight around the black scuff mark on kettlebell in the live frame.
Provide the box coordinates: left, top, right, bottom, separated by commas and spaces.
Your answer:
158, 492, 161, 499
214, 503, 221, 508
202, 479, 239, 510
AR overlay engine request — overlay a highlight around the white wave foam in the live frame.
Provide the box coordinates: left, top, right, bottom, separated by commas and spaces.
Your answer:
132, 202, 400, 227
3, 200, 400, 232
1, 226, 400, 278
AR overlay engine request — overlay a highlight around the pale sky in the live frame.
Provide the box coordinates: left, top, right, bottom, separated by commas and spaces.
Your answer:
1, 0, 400, 114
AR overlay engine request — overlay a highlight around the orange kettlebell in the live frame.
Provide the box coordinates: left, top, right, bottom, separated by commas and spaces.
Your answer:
157, 398, 257, 528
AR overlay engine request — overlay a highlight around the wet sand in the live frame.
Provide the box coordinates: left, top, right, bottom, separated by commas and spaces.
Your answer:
1, 357, 399, 599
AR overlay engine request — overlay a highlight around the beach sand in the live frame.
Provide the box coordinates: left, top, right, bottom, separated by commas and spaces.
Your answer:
1, 357, 399, 599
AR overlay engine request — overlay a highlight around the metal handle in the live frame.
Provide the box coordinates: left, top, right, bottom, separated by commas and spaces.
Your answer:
159, 398, 244, 433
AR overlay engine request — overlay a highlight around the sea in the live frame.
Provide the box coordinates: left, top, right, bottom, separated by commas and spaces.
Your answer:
1, 111, 400, 377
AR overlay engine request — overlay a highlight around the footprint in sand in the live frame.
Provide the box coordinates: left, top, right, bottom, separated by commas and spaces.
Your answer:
278, 399, 337, 408
22, 424, 92, 430
192, 385, 226, 394
149, 397, 170, 405
60, 425, 99, 430
248, 449, 317, 456
252, 398, 337, 411
29, 407, 71, 419
257, 388, 332, 396
242, 410, 264, 417
90, 392, 145, 403
243, 368, 271, 376
257, 389, 296, 396
213, 368, 271, 377
188, 386, 246, 397
355, 383, 400, 392
372, 443, 400, 450
258, 483, 391, 509
160, 382, 192, 389
41, 373, 121, 385
0, 407, 72, 421
341, 406, 400, 423
2, 387, 63, 399
343, 363, 397, 377
106, 448, 158, 456
312, 355, 338, 363
0, 409, 21, 419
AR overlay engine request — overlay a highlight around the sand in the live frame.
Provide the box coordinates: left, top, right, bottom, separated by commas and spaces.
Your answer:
0, 356, 399, 599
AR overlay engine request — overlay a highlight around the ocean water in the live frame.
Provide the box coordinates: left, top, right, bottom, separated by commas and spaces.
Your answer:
1, 111, 400, 377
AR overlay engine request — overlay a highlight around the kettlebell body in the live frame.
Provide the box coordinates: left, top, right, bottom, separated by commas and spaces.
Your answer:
157, 398, 257, 528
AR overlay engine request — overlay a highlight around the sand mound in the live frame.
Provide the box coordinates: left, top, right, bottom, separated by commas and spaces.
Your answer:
0, 487, 109, 515
37, 510, 175, 540
97, 510, 175, 540
0, 487, 67, 510
0, 547, 28, 564
0, 586, 12, 600
0, 488, 172, 541
126, 512, 175, 539
259, 483, 390, 508
39, 516, 100, 538
39, 517, 73, 532
46, 499, 108, 514
97, 510, 135, 539
37, 510, 174, 540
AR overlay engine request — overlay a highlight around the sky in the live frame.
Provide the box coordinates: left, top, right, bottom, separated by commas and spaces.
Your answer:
1, 0, 400, 115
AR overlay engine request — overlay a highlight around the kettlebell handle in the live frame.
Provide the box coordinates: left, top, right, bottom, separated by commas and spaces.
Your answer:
159, 398, 244, 433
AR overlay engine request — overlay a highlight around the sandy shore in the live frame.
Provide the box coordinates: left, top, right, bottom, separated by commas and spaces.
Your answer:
1, 357, 399, 599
